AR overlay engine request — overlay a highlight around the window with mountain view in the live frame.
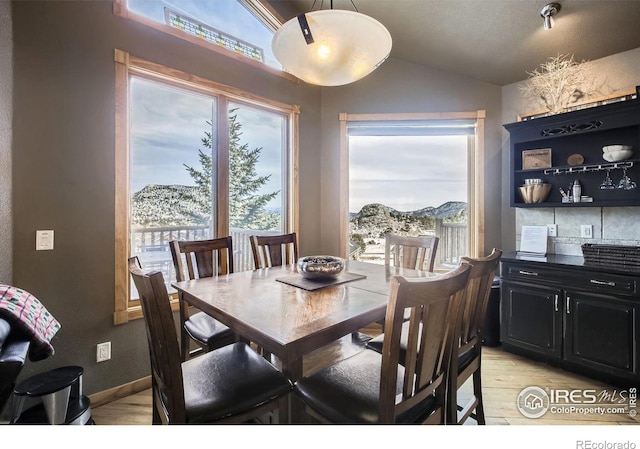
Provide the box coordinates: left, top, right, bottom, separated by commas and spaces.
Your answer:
342, 113, 486, 271
114, 50, 298, 324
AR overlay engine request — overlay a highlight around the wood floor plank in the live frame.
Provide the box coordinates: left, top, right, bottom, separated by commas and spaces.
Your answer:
91, 340, 639, 426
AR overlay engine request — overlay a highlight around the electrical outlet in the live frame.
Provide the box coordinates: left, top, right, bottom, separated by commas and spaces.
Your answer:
581, 225, 594, 239
547, 224, 557, 237
97, 342, 111, 363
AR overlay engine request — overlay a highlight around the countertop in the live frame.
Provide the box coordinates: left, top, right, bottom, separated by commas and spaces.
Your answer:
501, 251, 640, 276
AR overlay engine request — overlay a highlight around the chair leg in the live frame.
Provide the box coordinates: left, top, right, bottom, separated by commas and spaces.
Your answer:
180, 327, 190, 362
446, 376, 458, 424
472, 370, 486, 425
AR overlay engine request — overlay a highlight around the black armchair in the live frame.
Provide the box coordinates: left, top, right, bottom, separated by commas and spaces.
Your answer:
0, 317, 30, 414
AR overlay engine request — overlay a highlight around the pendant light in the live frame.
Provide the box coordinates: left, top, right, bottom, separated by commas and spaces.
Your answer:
271, 3, 392, 86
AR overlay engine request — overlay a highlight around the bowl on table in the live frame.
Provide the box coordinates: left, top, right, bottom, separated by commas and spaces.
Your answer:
297, 256, 345, 279
602, 145, 633, 162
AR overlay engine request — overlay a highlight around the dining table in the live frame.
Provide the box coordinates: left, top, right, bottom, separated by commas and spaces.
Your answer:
171, 260, 436, 383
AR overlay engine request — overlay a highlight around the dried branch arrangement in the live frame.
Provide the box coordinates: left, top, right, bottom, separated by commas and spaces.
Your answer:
519, 54, 597, 114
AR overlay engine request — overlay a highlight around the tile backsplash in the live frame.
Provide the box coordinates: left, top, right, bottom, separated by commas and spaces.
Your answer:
516, 207, 640, 256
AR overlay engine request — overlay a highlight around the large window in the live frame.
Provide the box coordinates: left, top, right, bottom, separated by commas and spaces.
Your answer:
339, 112, 486, 270
115, 50, 299, 324
113, 0, 294, 80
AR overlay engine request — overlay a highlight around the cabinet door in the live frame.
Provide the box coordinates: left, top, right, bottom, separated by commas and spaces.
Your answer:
501, 281, 562, 360
564, 291, 637, 379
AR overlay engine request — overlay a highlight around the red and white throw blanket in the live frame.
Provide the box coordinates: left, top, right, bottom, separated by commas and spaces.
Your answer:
0, 283, 61, 361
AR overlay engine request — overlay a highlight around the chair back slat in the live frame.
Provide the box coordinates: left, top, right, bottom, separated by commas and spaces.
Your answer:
128, 257, 186, 423
170, 236, 234, 282
459, 249, 502, 346
250, 233, 298, 269
378, 263, 471, 423
385, 234, 439, 271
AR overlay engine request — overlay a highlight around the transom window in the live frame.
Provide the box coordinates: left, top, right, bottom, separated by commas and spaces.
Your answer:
113, 0, 293, 80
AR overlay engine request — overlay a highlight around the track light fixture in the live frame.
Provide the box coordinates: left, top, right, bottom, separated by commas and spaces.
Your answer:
540, 3, 561, 30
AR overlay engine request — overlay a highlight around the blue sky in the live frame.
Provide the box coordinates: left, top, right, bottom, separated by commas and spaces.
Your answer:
349, 135, 468, 212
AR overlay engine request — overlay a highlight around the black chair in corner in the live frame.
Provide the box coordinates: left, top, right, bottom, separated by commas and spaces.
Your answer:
128, 257, 292, 424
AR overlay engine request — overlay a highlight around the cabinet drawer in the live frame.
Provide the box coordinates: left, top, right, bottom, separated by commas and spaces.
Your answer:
502, 263, 567, 284
578, 273, 637, 295
501, 262, 639, 296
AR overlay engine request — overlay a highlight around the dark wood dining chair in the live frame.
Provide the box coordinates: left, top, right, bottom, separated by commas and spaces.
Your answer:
293, 263, 471, 424
249, 232, 298, 269
447, 248, 502, 425
128, 257, 292, 424
364, 234, 440, 336
385, 234, 439, 272
169, 237, 236, 361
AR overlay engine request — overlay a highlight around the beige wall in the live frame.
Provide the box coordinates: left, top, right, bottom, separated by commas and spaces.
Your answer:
0, 1, 11, 283
501, 48, 640, 254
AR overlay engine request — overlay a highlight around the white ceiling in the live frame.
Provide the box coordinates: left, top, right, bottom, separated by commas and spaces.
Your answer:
266, 0, 640, 86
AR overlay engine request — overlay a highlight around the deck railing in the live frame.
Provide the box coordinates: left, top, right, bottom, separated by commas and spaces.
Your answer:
132, 226, 280, 278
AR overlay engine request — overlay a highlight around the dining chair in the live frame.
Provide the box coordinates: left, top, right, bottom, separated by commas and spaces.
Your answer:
447, 248, 502, 425
363, 234, 440, 336
385, 234, 439, 272
293, 263, 471, 424
249, 232, 298, 269
128, 257, 292, 424
169, 237, 236, 361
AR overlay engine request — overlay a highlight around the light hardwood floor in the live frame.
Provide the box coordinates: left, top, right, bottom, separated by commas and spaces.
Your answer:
91, 331, 639, 426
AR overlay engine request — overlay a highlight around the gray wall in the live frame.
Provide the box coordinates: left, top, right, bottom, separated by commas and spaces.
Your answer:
0, 1, 12, 283
10, 0, 321, 395
501, 48, 640, 254
317, 57, 504, 256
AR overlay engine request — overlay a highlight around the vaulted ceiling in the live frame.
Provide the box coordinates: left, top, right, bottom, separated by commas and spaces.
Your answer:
266, 0, 640, 86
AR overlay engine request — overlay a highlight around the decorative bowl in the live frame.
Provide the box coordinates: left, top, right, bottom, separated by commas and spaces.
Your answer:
602, 149, 633, 162
602, 145, 632, 154
519, 183, 552, 204
297, 256, 345, 279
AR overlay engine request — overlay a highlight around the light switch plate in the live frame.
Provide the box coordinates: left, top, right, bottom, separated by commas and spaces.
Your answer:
36, 230, 54, 250
580, 225, 593, 238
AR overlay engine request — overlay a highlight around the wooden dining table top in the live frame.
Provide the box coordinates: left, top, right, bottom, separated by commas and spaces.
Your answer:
171, 260, 436, 381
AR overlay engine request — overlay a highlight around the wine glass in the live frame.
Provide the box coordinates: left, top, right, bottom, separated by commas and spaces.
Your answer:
600, 169, 615, 190
617, 167, 637, 190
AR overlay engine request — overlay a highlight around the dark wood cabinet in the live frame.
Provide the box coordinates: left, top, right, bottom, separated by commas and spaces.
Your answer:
504, 98, 640, 208
502, 281, 562, 360
500, 253, 640, 386
564, 290, 637, 379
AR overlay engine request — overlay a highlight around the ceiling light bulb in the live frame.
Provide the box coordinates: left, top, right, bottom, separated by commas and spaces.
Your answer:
316, 43, 332, 60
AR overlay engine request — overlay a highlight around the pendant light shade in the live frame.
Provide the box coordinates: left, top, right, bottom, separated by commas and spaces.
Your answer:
272, 10, 392, 86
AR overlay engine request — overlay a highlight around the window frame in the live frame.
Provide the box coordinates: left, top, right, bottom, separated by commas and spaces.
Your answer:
114, 49, 299, 324
113, 0, 298, 83
338, 111, 486, 265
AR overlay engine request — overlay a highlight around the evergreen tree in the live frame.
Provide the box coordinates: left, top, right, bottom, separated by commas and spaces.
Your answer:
184, 109, 280, 230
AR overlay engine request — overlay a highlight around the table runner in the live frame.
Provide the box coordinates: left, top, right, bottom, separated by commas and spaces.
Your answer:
275, 271, 366, 291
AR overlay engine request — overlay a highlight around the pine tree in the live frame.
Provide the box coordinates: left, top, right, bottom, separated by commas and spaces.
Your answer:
184, 109, 280, 230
